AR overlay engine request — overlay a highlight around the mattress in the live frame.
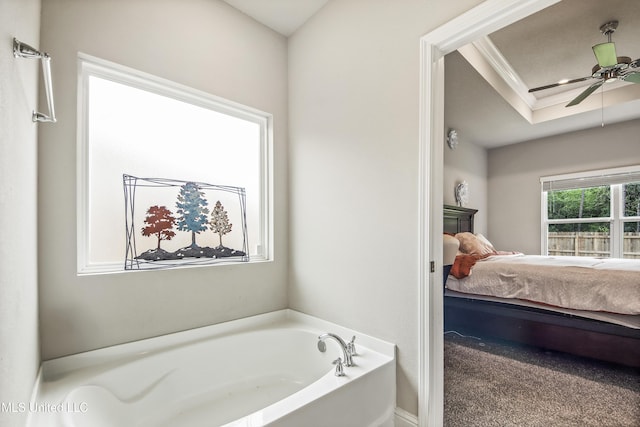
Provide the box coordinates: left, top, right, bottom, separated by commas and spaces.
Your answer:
446, 254, 640, 316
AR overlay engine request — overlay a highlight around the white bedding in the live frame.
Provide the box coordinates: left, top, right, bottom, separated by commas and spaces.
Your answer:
446, 254, 640, 315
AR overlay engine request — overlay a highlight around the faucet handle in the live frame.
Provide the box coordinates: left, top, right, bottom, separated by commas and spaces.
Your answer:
347, 335, 357, 356
332, 357, 345, 376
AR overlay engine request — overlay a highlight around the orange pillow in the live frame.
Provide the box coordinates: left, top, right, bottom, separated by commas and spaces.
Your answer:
450, 254, 478, 278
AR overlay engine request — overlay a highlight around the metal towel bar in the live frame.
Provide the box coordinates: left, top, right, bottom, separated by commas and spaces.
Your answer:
13, 38, 57, 123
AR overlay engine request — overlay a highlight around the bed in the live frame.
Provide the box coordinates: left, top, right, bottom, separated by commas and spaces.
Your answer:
443, 204, 640, 368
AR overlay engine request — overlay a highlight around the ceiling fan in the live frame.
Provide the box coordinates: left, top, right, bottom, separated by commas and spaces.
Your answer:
528, 20, 640, 107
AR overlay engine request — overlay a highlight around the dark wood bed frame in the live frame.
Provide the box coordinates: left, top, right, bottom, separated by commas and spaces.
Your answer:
443, 204, 640, 368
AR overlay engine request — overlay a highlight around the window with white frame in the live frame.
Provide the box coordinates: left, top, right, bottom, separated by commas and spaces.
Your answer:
541, 166, 640, 259
77, 54, 272, 274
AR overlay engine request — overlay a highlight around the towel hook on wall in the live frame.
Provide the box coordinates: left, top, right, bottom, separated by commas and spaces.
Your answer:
13, 38, 57, 123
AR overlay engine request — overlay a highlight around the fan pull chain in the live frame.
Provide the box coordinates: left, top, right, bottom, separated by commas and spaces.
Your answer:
601, 84, 605, 127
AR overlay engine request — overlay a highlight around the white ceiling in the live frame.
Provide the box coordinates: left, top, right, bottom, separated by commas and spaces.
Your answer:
222, 0, 640, 148
222, 0, 328, 36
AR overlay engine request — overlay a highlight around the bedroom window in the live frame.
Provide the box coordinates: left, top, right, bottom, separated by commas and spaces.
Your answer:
77, 54, 272, 274
541, 166, 640, 259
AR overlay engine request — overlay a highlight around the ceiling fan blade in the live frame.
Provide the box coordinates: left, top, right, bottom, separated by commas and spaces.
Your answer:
592, 42, 618, 67
528, 76, 592, 93
621, 72, 640, 84
566, 81, 604, 107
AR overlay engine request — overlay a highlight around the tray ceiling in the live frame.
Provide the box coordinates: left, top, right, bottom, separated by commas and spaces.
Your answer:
448, 0, 640, 147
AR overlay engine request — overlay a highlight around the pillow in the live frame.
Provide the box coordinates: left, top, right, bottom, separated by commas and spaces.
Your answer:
443, 234, 460, 266
450, 254, 478, 279
455, 232, 496, 256
475, 233, 496, 253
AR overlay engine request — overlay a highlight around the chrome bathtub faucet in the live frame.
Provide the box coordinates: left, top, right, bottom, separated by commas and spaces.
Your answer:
332, 357, 345, 376
347, 335, 357, 357
317, 333, 354, 367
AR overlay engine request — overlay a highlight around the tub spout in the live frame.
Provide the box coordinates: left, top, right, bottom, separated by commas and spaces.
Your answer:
318, 333, 354, 367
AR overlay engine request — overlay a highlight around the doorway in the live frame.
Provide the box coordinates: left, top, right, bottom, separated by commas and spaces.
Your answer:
417, 1, 562, 425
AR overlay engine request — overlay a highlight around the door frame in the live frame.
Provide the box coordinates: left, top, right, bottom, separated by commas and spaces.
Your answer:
417, 1, 561, 425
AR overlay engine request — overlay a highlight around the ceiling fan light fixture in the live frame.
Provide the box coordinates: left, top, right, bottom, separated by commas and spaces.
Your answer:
592, 42, 617, 68
601, 69, 614, 82
532, 19, 639, 107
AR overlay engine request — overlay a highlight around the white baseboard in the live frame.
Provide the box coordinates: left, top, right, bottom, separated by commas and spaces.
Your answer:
394, 407, 418, 427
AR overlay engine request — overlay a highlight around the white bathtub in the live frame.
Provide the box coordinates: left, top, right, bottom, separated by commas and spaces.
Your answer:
27, 309, 395, 427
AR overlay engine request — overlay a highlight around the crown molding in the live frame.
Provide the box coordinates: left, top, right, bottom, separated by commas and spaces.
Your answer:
471, 36, 536, 109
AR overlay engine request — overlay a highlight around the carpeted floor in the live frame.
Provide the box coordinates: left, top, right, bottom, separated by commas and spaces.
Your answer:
444, 332, 640, 427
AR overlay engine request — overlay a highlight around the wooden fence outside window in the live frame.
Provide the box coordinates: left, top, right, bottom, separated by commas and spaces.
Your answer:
548, 232, 640, 259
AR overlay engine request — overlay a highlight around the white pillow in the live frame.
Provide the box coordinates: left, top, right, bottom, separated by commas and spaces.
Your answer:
443, 234, 460, 265
475, 234, 496, 252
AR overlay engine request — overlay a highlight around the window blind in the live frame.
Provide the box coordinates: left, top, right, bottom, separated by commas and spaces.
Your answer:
542, 168, 640, 192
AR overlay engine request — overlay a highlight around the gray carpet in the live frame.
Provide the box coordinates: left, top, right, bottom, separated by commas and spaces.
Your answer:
444, 333, 640, 427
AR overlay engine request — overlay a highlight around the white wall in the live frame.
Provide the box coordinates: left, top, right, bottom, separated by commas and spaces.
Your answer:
444, 52, 489, 235
288, 0, 484, 415
488, 118, 640, 254
38, 0, 289, 360
0, 0, 41, 426
443, 139, 488, 235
